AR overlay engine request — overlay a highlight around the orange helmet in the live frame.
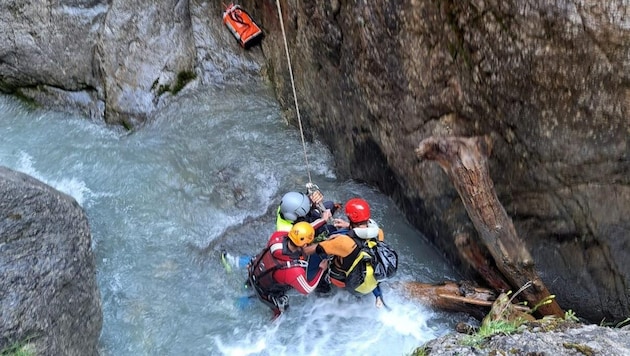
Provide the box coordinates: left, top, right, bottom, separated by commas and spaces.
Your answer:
288, 222, 315, 247
345, 198, 370, 223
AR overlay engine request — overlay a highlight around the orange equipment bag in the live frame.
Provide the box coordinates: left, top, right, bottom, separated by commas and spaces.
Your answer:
222, 3, 263, 49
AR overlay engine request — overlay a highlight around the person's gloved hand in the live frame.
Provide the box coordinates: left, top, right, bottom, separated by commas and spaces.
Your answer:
309, 190, 324, 205
333, 218, 350, 229
321, 209, 332, 221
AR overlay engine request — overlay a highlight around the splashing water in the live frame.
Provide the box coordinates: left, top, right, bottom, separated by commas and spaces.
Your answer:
0, 84, 461, 355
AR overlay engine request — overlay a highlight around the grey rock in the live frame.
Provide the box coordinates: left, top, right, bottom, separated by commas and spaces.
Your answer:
256, 0, 630, 324
424, 323, 630, 356
0, 0, 628, 324
0, 167, 102, 356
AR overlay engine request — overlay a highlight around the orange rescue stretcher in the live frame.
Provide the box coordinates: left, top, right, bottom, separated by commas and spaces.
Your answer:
222, 3, 263, 49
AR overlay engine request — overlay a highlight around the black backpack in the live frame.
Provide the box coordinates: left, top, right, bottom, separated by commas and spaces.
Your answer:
347, 230, 399, 282
370, 240, 398, 281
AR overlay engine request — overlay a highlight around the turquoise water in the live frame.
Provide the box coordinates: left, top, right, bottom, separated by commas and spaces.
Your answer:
0, 86, 462, 355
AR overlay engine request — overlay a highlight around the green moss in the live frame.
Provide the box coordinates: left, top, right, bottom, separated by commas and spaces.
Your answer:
171, 70, 197, 95
150, 78, 159, 91
564, 309, 579, 323
157, 84, 171, 96
563, 342, 594, 356
154, 70, 197, 97
1, 339, 36, 356
121, 118, 133, 131
13, 89, 40, 110
408, 345, 428, 356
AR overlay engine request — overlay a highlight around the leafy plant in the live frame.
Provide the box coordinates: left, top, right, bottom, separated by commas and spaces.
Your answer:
408, 345, 428, 356
530, 294, 556, 313
462, 318, 520, 347
564, 309, 579, 323
462, 281, 533, 347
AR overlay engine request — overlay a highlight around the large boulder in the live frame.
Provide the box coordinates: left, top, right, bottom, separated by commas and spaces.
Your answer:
0, 167, 102, 355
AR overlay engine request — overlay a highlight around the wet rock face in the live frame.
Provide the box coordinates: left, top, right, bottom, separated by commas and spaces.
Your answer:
0, 0, 627, 323
0, 0, 108, 120
255, 1, 630, 322
0, 0, 199, 126
0, 167, 102, 355
424, 323, 630, 356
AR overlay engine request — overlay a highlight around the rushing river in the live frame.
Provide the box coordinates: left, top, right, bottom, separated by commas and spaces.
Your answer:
0, 84, 465, 355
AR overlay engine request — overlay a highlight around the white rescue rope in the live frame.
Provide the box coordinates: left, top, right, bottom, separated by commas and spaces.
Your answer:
275, 0, 313, 184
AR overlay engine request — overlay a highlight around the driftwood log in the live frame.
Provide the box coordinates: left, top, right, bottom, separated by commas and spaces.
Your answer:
394, 280, 532, 320
414, 135, 564, 318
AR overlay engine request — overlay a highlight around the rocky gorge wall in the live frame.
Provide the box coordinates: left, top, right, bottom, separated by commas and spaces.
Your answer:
253, 0, 630, 323
0, 0, 628, 323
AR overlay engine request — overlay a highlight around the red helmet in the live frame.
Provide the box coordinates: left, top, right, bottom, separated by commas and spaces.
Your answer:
345, 198, 370, 223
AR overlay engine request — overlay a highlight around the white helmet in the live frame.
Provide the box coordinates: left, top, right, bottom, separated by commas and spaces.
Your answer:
280, 192, 311, 222
353, 219, 380, 239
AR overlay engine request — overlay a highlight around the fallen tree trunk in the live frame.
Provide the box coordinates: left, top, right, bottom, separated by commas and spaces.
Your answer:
394, 280, 531, 320
415, 135, 564, 317
454, 230, 511, 292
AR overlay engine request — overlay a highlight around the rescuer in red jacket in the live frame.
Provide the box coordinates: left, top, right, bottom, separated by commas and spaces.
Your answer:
247, 222, 329, 319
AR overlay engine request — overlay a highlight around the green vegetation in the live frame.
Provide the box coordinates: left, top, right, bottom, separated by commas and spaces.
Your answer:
408, 345, 428, 356
153, 70, 197, 97
157, 84, 170, 96
410, 285, 628, 355
564, 309, 579, 323
462, 318, 521, 347
172, 70, 197, 95
529, 294, 556, 313
121, 118, 133, 131
615, 318, 630, 328
462, 284, 564, 348
563, 342, 594, 355
0, 340, 35, 356
599, 316, 630, 328
13, 89, 40, 110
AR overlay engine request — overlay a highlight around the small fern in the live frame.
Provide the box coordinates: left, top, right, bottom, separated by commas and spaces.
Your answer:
564, 309, 579, 322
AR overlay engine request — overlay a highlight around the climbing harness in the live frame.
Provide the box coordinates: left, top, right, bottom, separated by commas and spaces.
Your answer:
247, 243, 308, 317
